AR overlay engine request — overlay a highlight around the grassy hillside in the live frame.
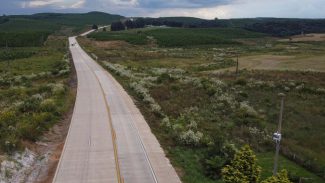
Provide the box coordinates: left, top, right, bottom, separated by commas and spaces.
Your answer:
88, 27, 266, 47
0, 12, 124, 47
0, 12, 124, 43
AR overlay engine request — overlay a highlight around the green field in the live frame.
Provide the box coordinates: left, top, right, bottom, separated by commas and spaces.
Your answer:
88, 27, 266, 47
79, 27, 325, 182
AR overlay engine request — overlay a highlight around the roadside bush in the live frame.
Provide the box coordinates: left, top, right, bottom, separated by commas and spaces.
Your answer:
157, 73, 175, 84
18, 94, 43, 112
204, 155, 226, 179
18, 112, 54, 141
203, 141, 238, 179
222, 145, 261, 183
104, 62, 134, 78
179, 129, 203, 146
0, 111, 19, 152
48, 83, 66, 95
261, 169, 292, 183
149, 103, 163, 116
40, 99, 57, 113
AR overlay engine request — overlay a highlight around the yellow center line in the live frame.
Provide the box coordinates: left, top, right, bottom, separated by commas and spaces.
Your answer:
76, 44, 124, 183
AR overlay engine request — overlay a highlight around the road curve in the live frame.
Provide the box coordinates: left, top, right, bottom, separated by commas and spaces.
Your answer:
53, 36, 181, 183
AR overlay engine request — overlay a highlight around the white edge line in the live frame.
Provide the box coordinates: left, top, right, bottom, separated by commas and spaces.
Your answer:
52, 37, 79, 183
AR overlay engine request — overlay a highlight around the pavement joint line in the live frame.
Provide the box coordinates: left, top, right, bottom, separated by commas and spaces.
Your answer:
77, 45, 124, 183
76, 36, 160, 183
100, 61, 159, 183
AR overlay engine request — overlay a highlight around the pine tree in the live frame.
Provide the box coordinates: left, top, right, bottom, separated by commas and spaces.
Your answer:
221, 145, 261, 183
261, 169, 292, 183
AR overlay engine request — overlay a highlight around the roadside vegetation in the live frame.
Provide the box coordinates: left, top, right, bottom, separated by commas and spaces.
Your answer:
0, 36, 74, 154
0, 11, 125, 181
79, 27, 325, 183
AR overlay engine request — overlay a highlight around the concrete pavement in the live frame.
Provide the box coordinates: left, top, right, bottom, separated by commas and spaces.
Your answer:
53, 35, 181, 183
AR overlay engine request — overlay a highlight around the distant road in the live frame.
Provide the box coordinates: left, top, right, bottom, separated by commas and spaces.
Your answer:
53, 32, 181, 183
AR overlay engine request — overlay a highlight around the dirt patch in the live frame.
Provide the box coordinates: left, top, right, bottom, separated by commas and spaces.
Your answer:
212, 54, 325, 73
94, 40, 130, 49
279, 33, 325, 42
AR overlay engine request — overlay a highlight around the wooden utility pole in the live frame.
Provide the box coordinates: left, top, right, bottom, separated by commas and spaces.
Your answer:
235, 54, 239, 79
6, 40, 10, 72
273, 93, 286, 176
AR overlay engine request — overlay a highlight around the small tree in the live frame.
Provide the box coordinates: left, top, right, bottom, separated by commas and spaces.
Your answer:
262, 169, 292, 183
92, 24, 98, 30
222, 145, 261, 183
103, 27, 107, 32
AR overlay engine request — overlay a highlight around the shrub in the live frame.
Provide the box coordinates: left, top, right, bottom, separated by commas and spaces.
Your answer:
239, 102, 258, 117
161, 116, 171, 128
179, 129, 203, 146
204, 141, 238, 179
48, 83, 66, 95
235, 78, 247, 86
18, 94, 43, 112
40, 99, 57, 112
149, 103, 162, 116
18, 112, 54, 141
104, 62, 134, 78
0, 111, 19, 152
0, 111, 17, 127
261, 169, 292, 183
205, 155, 227, 179
222, 145, 261, 183
157, 73, 175, 84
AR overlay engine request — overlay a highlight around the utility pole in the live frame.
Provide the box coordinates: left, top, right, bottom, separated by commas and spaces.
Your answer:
235, 54, 239, 79
6, 40, 10, 72
273, 93, 285, 176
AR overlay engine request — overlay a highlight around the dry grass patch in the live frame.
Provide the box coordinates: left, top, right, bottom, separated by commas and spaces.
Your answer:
280, 33, 325, 42
214, 54, 325, 72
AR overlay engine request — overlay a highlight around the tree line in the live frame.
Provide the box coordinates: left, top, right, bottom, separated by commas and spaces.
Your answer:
244, 19, 325, 36
110, 17, 228, 31
110, 17, 325, 37
0, 15, 9, 24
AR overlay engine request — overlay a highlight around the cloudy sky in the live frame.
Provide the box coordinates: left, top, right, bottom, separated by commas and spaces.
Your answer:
1, 0, 325, 19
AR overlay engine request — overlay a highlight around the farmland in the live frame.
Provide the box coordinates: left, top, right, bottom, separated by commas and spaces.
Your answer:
87, 27, 265, 47
79, 27, 325, 183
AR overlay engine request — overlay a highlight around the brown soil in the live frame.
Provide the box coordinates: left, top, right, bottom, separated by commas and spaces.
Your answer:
211, 54, 325, 73
280, 33, 325, 42
94, 40, 130, 49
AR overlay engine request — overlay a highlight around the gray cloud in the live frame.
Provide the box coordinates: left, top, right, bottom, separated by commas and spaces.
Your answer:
138, 0, 231, 9
0, 0, 325, 19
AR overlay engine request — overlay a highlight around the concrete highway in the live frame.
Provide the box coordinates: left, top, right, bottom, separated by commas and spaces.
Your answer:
53, 34, 181, 183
